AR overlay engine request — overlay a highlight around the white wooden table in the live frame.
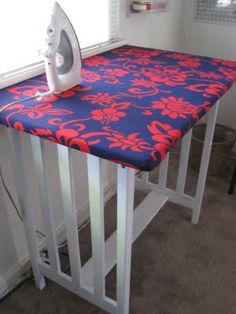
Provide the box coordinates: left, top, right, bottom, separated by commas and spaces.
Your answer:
0, 101, 218, 313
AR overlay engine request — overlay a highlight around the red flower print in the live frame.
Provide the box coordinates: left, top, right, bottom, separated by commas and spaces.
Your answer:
18, 103, 72, 119
2, 104, 24, 112
30, 127, 103, 152
81, 93, 119, 105
71, 85, 93, 94
211, 58, 236, 67
186, 83, 227, 97
7, 85, 58, 102
91, 108, 126, 124
218, 67, 236, 82
30, 128, 57, 143
178, 58, 201, 68
152, 96, 199, 119
204, 83, 227, 97
131, 79, 156, 88
142, 110, 153, 116
197, 71, 222, 79
147, 121, 182, 160
186, 84, 207, 93
163, 68, 189, 83
166, 53, 189, 60
59, 90, 78, 98
103, 68, 129, 77
106, 132, 151, 152
111, 102, 131, 110
201, 101, 212, 113
13, 121, 24, 131
135, 56, 156, 65
142, 68, 188, 86
84, 56, 110, 66
55, 129, 90, 152
81, 69, 101, 82
113, 47, 160, 58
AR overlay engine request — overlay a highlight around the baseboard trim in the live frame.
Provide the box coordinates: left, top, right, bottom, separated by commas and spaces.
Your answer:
0, 178, 116, 299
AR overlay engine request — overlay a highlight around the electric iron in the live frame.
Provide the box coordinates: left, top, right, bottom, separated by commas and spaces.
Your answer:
0, 2, 82, 113
38, 2, 82, 98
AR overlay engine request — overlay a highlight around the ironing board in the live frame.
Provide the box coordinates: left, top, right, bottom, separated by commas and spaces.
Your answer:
0, 45, 236, 313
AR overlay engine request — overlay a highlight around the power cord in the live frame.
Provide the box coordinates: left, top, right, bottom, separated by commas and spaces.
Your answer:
0, 95, 39, 113
0, 164, 91, 250
0, 165, 46, 238
0, 90, 53, 114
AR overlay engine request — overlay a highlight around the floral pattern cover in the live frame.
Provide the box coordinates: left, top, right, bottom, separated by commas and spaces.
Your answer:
0, 45, 236, 171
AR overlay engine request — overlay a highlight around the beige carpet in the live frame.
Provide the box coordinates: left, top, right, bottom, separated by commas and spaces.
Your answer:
0, 154, 235, 314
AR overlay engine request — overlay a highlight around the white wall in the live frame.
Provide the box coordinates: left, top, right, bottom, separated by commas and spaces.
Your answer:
181, 0, 236, 129
120, 0, 184, 51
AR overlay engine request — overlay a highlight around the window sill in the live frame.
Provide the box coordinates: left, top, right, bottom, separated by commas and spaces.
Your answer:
0, 39, 128, 90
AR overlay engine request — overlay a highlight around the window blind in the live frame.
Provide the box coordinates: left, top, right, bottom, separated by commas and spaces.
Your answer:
195, 0, 236, 24
0, 0, 120, 81
109, 0, 119, 41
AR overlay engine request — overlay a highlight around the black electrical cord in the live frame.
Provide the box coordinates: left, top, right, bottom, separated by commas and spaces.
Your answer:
0, 163, 91, 272
0, 164, 90, 242
0, 166, 22, 221
0, 165, 46, 238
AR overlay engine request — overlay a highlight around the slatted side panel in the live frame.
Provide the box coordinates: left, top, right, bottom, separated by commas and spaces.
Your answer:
31, 137, 61, 274
116, 165, 135, 314
87, 155, 106, 299
176, 130, 192, 195
6, 129, 45, 289
158, 152, 170, 189
192, 102, 219, 224
140, 171, 149, 183
57, 145, 83, 288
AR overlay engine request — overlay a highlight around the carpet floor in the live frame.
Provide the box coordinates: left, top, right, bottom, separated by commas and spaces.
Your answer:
0, 154, 235, 314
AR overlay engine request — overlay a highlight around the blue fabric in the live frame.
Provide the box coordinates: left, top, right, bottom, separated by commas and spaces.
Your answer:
0, 45, 236, 171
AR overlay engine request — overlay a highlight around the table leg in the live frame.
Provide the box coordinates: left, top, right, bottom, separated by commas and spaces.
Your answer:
6, 129, 46, 290
31, 138, 61, 274
116, 165, 135, 314
87, 155, 106, 302
192, 102, 219, 224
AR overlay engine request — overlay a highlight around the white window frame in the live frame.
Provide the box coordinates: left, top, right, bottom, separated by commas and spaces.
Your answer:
0, 39, 127, 89
0, 0, 126, 89
195, 0, 236, 25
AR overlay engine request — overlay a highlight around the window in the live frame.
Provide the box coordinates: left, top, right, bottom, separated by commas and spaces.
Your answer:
195, 0, 236, 24
0, 0, 119, 86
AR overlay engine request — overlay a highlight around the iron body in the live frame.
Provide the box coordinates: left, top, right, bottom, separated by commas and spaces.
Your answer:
43, 2, 82, 95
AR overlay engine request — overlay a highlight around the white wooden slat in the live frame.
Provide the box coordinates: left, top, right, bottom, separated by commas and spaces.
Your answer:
31, 137, 61, 273
5, 129, 45, 289
158, 152, 170, 189
140, 171, 149, 183
176, 129, 193, 194
192, 102, 219, 224
116, 165, 135, 314
87, 155, 106, 300
57, 145, 83, 288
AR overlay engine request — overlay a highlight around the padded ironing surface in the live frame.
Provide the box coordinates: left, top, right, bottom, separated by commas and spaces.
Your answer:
0, 45, 236, 171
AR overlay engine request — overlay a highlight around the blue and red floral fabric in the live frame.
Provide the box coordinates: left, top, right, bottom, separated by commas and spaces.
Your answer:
0, 45, 236, 171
